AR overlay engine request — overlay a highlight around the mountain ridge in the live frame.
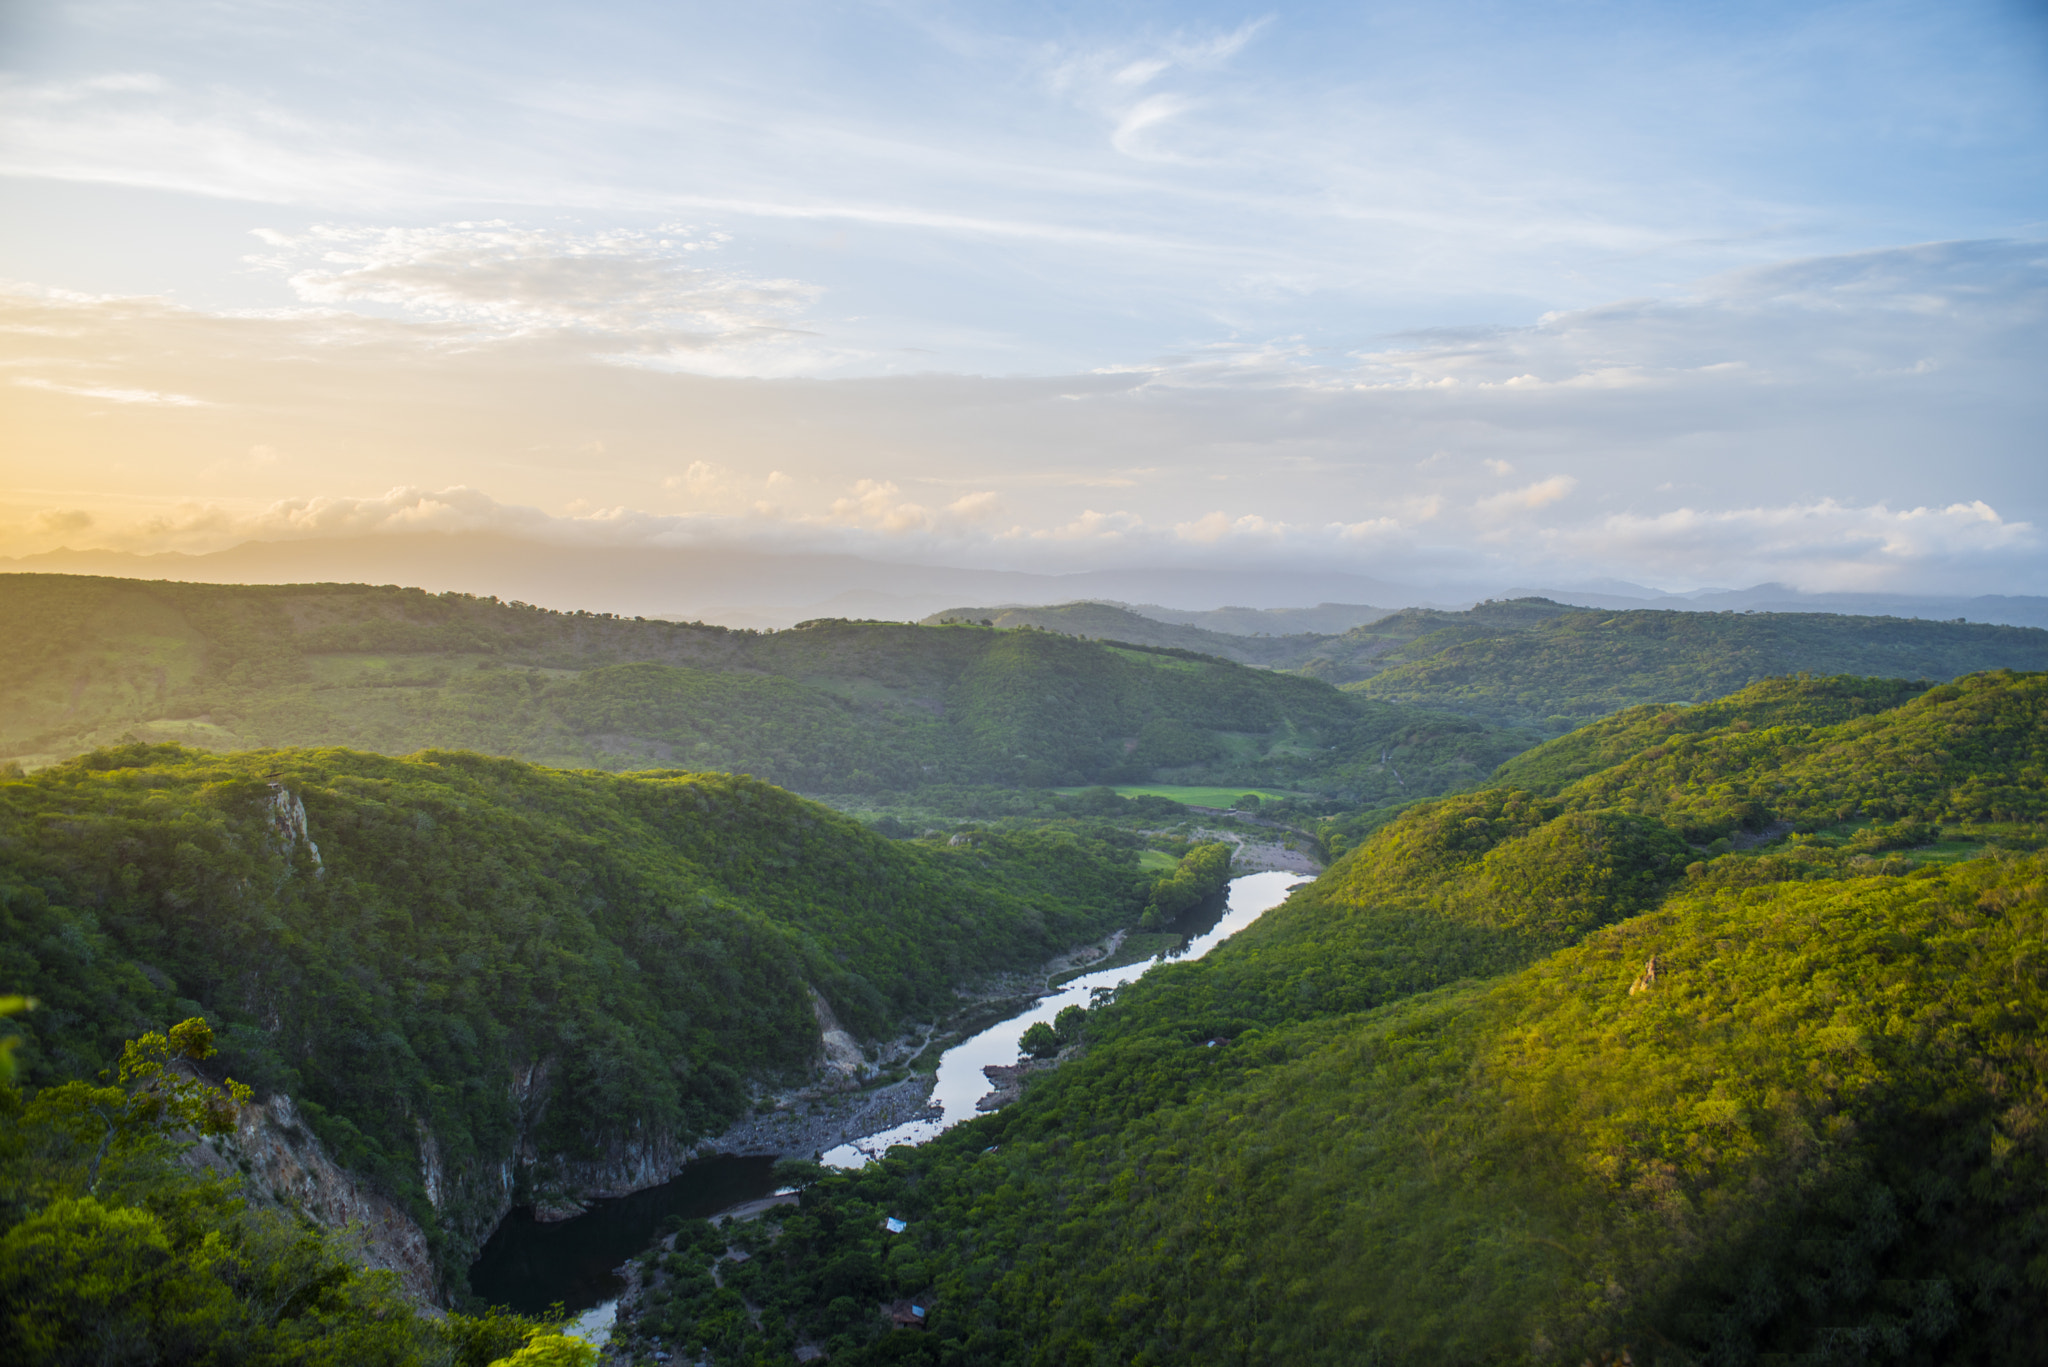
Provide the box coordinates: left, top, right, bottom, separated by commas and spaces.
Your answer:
9, 535, 2042, 628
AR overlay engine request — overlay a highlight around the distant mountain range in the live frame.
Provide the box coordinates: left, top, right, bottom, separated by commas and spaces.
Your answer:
4, 534, 2043, 628
922, 599, 2048, 726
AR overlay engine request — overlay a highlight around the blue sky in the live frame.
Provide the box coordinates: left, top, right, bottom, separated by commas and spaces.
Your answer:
2, 0, 2044, 593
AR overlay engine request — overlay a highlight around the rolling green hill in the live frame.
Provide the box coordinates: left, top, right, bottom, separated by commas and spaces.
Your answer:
11, 576, 2032, 818
7, 563, 2046, 1362
637, 671, 2048, 1365
1331, 600, 2048, 727
0, 575, 1530, 810
910, 594, 2048, 735
0, 742, 1164, 1288
918, 601, 1323, 665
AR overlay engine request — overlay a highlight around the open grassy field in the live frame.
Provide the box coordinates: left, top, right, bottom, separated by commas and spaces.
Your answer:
1052, 783, 1308, 807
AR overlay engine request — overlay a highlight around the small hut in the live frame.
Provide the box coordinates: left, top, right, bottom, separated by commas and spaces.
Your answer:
886, 1299, 930, 1330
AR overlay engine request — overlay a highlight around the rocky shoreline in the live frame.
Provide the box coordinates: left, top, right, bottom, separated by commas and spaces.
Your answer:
202, 921, 1120, 1303
976, 1059, 1052, 1112
693, 1074, 942, 1165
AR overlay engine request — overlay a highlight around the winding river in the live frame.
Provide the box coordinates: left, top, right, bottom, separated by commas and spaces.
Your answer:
468, 869, 1300, 1319
821, 868, 1299, 1166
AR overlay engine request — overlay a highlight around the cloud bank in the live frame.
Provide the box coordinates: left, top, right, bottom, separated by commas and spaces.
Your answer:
3, 236, 2041, 595
9, 478, 2033, 602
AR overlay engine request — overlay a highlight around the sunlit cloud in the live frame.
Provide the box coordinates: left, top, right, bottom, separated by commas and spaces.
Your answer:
29, 507, 93, 536
1477, 476, 1577, 514
1, 235, 2040, 594
13, 376, 214, 406
4, 477, 2038, 599
1559, 499, 2037, 593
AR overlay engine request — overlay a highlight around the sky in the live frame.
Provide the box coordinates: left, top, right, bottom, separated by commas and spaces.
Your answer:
2, 0, 2044, 597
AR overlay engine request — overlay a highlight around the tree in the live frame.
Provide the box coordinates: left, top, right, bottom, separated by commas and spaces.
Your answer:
772, 1157, 831, 1191
0, 995, 31, 1084
1052, 1004, 1088, 1047
489, 1329, 599, 1366
25, 1018, 251, 1194
1019, 1022, 1060, 1059
0, 1195, 231, 1364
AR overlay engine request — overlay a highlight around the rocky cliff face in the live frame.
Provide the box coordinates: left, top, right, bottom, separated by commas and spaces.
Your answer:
192, 1092, 440, 1303
807, 986, 866, 1082
512, 986, 901, 1224
222, 794, 936, 1299
521, 1122, 702, 1223
261, 783, 322, 872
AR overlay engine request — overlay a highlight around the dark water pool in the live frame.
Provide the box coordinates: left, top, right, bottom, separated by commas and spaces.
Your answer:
467, 1154, 779, 1314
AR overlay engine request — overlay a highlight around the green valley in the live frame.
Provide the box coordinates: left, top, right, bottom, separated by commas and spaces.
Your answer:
603, 671, 2048, 1365
0, 742, 1166, 1292
5, 569, 2046, 1366
0, 575, 1531, 811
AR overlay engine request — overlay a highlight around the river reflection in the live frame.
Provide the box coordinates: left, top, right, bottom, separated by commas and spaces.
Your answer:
468, 1154, 778, 1315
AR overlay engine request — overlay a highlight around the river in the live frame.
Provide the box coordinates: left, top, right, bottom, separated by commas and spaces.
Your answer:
821, 868, 1299, 1166
468, 869, 1301, 1321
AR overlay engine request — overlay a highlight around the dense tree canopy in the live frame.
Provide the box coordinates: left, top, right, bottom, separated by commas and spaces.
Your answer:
627, 672, 2048, 1365
1337, 599, 2047, 726
0, 742, 1162, 1283
0, 1012, 570, 1367
0, 576, 1530, 806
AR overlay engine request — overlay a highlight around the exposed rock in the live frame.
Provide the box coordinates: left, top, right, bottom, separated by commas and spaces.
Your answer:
528, 1127, 702, 1221
1629, 957, 1661, 995
808, 986, 865, 1082
191, 1093, 439, 1303
695, 1075, 940, 1160
977, 1059, 1051, 1112
415, 1119, 445, 1213
1041, 929, 1124, 981
533, 1195, 591, 1222
1178, 825, 1323, 875
261, 783, 322, 873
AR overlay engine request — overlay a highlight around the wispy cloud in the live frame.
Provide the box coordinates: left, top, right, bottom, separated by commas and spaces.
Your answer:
244, 223, 833, 372
1044, 15, 1274, 164
0, 73, 431, 206
13, 376, 213, 406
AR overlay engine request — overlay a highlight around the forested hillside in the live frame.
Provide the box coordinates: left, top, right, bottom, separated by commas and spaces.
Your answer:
0, 1006, 579, 1366
0, 575, 1525, 808
0, 742, 1161, 1285
919, 601, 1325, 665
10, 576, 2033, 808
630, 671, 2048, 1365
1331, 599, 2048, 726
913, 593, 2048, 732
